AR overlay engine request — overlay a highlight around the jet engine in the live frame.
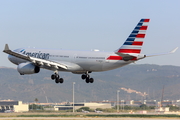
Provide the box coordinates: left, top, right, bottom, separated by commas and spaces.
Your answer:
17, 62, 40, 75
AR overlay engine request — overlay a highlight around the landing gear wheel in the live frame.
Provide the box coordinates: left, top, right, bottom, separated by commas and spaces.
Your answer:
59, 78, 64, 83
55, 78, 59, 83
82, 72, 94, 83
89, 78, 94, 83
51, 72, 64, 84
51, 74, 60, 80
51, 74, 55, 80
86, 78, 90, 83
81, 74, 86, 80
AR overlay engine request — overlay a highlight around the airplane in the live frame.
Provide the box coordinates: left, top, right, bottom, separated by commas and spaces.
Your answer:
95, 109, 103, 113
4, 109, 14, 113
3, 19, 178, 84
82, 109, 89, 113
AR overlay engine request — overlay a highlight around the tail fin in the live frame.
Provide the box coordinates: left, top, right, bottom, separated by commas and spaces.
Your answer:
116, 19, 150, 54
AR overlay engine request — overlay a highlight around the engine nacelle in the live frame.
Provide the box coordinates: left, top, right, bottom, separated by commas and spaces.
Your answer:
17, 63, 40, 75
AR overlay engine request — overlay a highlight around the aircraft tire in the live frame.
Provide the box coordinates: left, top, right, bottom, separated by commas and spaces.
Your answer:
81, 74, 86, 80
59, 78, 64, 83
86, 78, 90, 83
51, 74, 55, 80
55, 78, 59, 83
89, 78, 94, 83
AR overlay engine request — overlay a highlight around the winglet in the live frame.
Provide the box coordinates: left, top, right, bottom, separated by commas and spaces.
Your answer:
3, 44, 10, 52
170, 47, 178, 53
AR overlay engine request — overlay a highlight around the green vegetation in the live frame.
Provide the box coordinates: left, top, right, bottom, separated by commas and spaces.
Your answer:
167, 105, 180, 111
86, 114, 180, 118
29, 104, 44, 110
52, 105, 155, 113
34, 98, 38, 103
17, 114, 78, 117
113, 105, 180, 112
113, 104, 155, 111
77, 105, 180, 113
16, 114, 180, 118
43, 105, 54, 108
28, 105, 180, 113
76, 107, 91, 112
76, 107, 117, 112
1, 112, 180, 118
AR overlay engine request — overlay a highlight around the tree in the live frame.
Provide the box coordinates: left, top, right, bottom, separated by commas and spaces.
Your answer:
35, 98, 38, 103
166, 105, 180, 111
140, 104, 148, 110
96, 108, 103, 111
76, 107, 90, 112
29, 104, 43, 110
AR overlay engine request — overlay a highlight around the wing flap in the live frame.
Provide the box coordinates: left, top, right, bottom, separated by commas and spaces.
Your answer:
29, 57, 67, 70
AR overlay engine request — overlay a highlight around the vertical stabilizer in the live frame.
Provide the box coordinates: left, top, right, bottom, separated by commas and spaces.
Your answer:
116, 19, 150, 54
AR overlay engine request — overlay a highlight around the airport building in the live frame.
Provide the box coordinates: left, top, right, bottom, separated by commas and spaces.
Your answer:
44, 102, 111, 111
0, 100, 28, 112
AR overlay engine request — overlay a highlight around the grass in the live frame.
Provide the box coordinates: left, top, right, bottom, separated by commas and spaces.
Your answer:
86, 114, 180, 118
17, 114, 78, 117
16, 114, 180, 118
1, 112, 180, 118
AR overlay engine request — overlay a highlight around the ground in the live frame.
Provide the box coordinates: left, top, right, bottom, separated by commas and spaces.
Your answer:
0, 112, 180, 120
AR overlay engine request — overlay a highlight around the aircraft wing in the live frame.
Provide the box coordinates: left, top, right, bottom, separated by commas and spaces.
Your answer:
3, 44, 68, 70
146, 47, 178, 57
3, 44, 30, 61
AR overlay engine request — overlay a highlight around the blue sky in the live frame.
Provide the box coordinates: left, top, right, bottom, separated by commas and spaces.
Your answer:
0, 0, 180, 67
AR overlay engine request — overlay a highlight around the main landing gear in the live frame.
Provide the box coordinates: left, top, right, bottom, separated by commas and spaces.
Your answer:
50, 71, 94, 84
81, 72, 94, 83
51, 72, 64, 84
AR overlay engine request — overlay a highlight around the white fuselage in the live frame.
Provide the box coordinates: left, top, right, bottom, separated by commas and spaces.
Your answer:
4, 19, 174, 84
8, 48, 134, 73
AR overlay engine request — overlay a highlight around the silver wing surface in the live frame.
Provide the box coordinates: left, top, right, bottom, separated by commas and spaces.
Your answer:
3, 44, 68, 70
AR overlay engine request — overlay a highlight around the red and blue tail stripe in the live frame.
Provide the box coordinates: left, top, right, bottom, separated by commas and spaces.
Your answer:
117, 19, 150, 54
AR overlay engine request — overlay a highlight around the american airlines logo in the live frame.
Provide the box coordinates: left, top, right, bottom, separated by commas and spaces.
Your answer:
21, 49, 50, 59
